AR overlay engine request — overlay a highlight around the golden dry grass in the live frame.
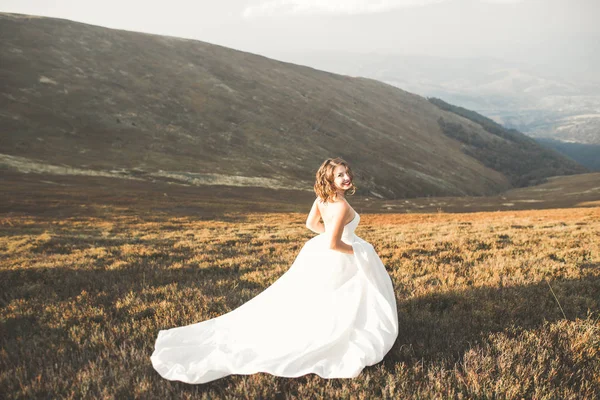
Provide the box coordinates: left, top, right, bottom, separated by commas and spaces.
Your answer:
1, 207, 599, 399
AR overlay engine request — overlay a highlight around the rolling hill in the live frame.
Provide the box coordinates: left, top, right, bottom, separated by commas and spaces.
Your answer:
0, 13, 587, 199
271, 50, 600, 147
534, 138, 600, 172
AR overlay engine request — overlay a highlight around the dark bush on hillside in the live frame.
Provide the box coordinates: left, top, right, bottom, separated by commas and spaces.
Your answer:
432, 97, 588, 188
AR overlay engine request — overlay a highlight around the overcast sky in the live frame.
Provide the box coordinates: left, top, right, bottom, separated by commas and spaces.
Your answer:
1, 0, 598, 80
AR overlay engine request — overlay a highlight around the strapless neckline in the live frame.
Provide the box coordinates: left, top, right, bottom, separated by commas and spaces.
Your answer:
345, 212, 358, 227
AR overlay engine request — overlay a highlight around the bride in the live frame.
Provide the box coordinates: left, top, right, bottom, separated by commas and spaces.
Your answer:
151, 157, 398, 384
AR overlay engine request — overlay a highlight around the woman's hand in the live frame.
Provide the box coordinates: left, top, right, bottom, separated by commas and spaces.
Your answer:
327, 202, 355, 255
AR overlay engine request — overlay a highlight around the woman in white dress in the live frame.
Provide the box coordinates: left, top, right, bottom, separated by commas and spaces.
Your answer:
151, 157, 398, 384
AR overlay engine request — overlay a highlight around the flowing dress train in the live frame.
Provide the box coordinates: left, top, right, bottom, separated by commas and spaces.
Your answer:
151, 212, 398, 383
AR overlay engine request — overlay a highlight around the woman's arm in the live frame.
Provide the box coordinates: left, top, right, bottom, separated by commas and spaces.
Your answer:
328, 203, 354, 255
306, 198, 325, 234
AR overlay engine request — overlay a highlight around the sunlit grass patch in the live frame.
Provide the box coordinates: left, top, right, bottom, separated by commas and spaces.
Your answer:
1, 207, 599, 398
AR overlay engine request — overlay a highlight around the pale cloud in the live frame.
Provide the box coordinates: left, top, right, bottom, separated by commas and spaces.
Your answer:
480, 0, 524, 3
242, 0, 445, 18
242, 0, 526, 18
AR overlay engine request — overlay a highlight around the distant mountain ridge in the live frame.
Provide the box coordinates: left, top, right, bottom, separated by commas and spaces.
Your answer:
429, 98, 586, 186
534, 138, 600, 172
0, 13, 587, 199
270, 50, 600, 146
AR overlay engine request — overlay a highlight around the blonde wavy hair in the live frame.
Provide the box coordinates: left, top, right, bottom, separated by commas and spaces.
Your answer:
314, 157, 357, 203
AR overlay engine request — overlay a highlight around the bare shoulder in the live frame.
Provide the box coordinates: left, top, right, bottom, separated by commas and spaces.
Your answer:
319, 199, 350, 224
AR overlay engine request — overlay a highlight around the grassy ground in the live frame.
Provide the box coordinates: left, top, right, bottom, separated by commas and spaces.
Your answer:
1, 201, 599, 398
2, 171, 600, 218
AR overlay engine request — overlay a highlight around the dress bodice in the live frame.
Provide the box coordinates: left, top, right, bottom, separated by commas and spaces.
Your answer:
324, 212, 360, 242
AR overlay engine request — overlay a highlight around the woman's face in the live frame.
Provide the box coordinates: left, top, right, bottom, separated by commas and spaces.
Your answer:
332, 165, 352, 193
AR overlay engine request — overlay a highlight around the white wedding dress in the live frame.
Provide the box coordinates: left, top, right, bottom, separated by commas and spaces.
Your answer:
151, 212, 398, 384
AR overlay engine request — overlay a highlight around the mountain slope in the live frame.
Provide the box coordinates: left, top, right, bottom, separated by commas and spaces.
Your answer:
0, 13, 586, 199
429, 98, 587, 186
270, 50, 600, 146
535, 138, 600, 171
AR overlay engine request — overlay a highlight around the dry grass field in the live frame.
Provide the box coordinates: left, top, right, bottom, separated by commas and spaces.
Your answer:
1, 175, 599, 398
